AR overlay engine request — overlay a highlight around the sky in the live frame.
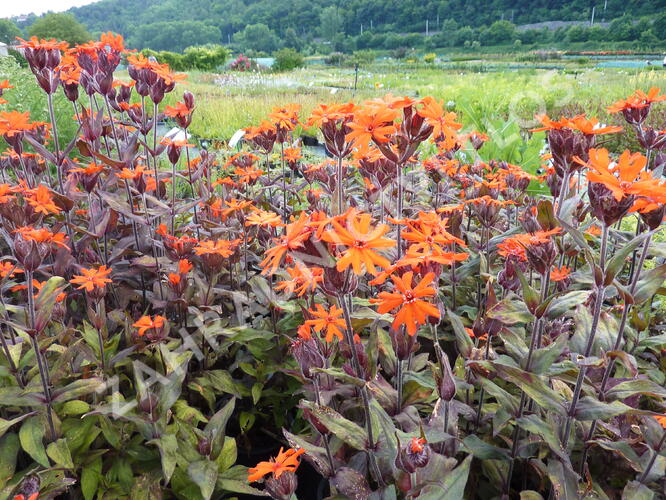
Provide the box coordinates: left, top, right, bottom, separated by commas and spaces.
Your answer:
1, 0, 97, 18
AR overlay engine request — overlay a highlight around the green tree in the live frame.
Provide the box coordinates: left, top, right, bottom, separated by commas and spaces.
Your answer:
28, 13, 91, 45
272, 48, 304, 71
283, 28, 303, 50
566, 25, 588, 42
233, 24, 280, 53
0, 19, 21, 44
183, 44, 229, 70
485, 20, 516, 45
130, 21, 221, 52
319, 6, 343, 41
654, 13, 666, 40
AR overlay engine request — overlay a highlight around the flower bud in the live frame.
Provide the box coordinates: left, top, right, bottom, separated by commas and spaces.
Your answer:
183, 91, 195, 111
640, 205, 666, 231
395, 437, 430, 474
588, 182, 633, 226
265, 471, 298, 500
433, 345, 456, 402
15, 475, 40, 500
138, 392, 159, 420
197, 437, 211, 457
321, 267, 357, 296
290, 337, 325, 380
391, 327, 417, 361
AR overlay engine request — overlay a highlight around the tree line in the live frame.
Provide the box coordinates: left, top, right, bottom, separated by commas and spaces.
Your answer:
2, 0, 665, 55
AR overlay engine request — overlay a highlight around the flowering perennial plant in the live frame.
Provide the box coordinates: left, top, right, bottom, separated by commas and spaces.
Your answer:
0, 33, 666, 500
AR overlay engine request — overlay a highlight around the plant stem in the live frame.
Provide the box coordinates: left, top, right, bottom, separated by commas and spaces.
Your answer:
48, 92, 77, 255
338, 292, 384, 487
396, 357, 403, 414
638, 428, 666, 483
95, 300, 106, 372
336, 154, 344, 215
281, 142, 287, 222
561, 223, 609, 449
579, 233, 652, 472
26, 272, 56, 439
313, 376, 336, 477
504, 271, 549, 495
396, 161, 404, 259
183, 132, 201, 239
474, 337, 492, 429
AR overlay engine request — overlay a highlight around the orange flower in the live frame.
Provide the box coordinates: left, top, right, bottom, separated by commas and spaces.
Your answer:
127, 53, 157, 70
168, 259, 192, 287
0, 111, 35, 137
297, 323, 312, 340
269, 104, 300, 131
194, 239, 239, 258
371, 271, 440, 336
550, 266, 571, 282
501, 228, 562, 253
245, 209, 283, 228
275, 263, 322, 296
305, 304, 346, 342
15, 226, 69, 249
608, 87, 666, 113
133, 315, 166, 336
160, 137, 193, 148
497, 238, 527, 261
531, 114, 572, 132
248, 447, 305, 482
17, 37, 68, 51
584, 148, 648, 201
100, 32, 125, 52
654, 414, 666, 430
532, 114, 622, 135
398, 246, 468, 271
0, 261, 22, 278
401, 212, 465, 254
284, 147, 302, 163
112, 79, 134, 88
11, 279, 66, 302
70, 163, 104, 176
569, 115, 623, 136
221, 198, 253, 219
117, 164, 149, 180
345, 106, 397, 146
260, 214, 312, 275
70, 265, 112, 292
0, 183, 17, 204
25, 184, 60, 215
307, 102, 355, 127
321, 209, 395, 275
12, 493, 38, 500
164, 101, 191, 119
152, 64, 187, 85
234, 166, 264, 184
417, 97, 462, 139
410, 437, 426, 453
0, 80, 12, 90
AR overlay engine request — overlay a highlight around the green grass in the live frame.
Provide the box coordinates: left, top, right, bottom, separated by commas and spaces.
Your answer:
171, 64, 665, 145
3, 55, 665, 154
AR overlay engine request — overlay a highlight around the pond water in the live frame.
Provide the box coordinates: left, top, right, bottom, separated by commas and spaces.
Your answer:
595, 59, 663, 68
562, 53, 664, 68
